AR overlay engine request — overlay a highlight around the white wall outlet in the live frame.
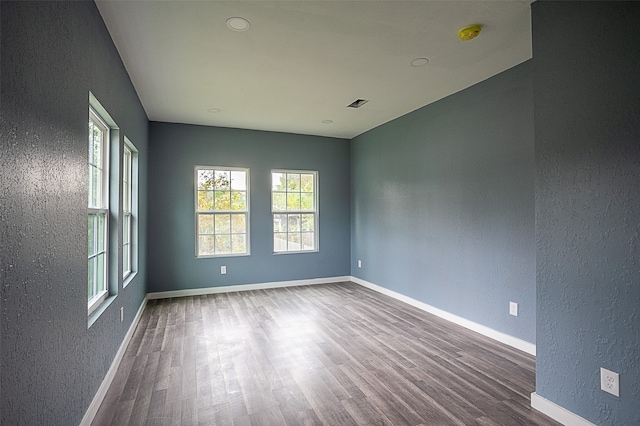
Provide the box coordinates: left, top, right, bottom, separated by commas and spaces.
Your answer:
120, 307, 124, 322
601, 367, 620, 397
509, 301, 518, 316
357, 260, 362, 268
221, 265, 227, 275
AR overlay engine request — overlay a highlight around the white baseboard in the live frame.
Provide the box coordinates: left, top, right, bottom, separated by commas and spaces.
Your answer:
80, 296, 149, 426
531, 393, 595, 426
147, 275, 351, 300
350, 276, 536, 356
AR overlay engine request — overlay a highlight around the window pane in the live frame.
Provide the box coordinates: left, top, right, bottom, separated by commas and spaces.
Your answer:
199, 235, 214, 256
214, 171, 230, 189
287, 214, 300, 232
230, 171, 246, 190
273, 192, 286, 211
287, 173, 300, 191
230, 191, 246, 210
301, 192, 314, 211
215, 235, 231, 253
90, 127, 102, 166
231, 214, 246, 234
302, 232, 315, 250
96, 252, 105, 293
198, 190, 213, 211
88, 121, 95, 158
273, 214, 287, 232
123, 244, 130, 273
123, 186, 130, 212
272, 173, 286, 191
286, 193, 301, 210
232, 234, 246, 253
301, 214, 314, 232
97, 213, 105, 250
90, 165, 101, 207
88, 215, 95, 254
198, 169, 214, 190
88, 257, 95, 297
287, 232, 301, 251
274, 233, 287, 252
199, 214, 214, 234
123, 215, 130, 244
214, 191, 230, 210
215, 214, 231, 234
123, 148, 131, 211
301, 174, 314, 192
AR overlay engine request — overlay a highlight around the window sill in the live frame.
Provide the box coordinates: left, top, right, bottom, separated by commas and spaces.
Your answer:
123, 271, 138, 288
273, 250, 319, 255
196, 252, 251, 259
88, 294, 117, 328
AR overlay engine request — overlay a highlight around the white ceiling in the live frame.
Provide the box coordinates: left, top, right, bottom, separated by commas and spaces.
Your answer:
96, 1, 532, 139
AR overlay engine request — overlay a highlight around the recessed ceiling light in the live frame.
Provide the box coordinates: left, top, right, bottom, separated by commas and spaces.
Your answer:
410, 57, 429, 67
227, 17, 250, 32
322, 120, 333, 124
207, 108, 221, 113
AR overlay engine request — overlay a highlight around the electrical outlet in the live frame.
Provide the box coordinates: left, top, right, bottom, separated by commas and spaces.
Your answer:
509, 301, 518, 316
120, 307, 124, 322
357, 260, 362, 268
221, 265, 227, 275
601, 368, 620, 397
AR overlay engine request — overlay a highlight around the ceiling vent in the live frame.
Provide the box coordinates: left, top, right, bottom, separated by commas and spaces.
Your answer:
347, 99, 369, 108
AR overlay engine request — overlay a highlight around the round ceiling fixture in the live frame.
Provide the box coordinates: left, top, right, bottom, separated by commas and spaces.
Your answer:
458, 24, 482, 41
322, 120, 333, 124
410, 57, 429, 67
227, 17, 250, 32
207, 108, 221, 113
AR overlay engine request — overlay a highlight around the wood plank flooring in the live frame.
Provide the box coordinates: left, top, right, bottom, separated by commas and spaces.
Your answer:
92, 282, 559, 426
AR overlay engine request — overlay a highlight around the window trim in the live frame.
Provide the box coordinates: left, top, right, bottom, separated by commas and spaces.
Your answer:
122, 138, 138, 283
88, 107, 110, 315
194, 166, 250, 258
271, 169, 319, 254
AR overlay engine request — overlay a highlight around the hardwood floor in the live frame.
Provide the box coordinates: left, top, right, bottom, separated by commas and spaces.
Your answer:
92, 282, 559, 426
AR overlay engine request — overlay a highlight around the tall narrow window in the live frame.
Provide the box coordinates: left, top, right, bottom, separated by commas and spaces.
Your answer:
88, 108, 109, 314
272, 170, 318, 253
122, 139, 137, 281
195, 167, 249, 257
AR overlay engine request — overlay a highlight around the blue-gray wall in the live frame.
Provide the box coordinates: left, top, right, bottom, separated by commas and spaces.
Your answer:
533, 2, 640, 424
147, 123, 350, 292
1, 2, 148, 424
351, 62, 536, 343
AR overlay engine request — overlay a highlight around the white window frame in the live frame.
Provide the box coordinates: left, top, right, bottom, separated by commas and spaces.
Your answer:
195, 166, 250, 258
122, 138, 138, 282
88, 107, 109, 315
271, 169, 318, 254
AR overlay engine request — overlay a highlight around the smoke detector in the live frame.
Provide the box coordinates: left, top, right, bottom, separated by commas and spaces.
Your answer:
458, 25, 482, 41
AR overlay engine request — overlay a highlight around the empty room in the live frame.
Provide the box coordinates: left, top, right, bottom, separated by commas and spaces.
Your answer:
1, 1, 639, 425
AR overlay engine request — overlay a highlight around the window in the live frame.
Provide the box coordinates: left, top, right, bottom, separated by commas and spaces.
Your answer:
195, 167, 249, 257
122, 139, 138, 281
88, 108, 109, 314
272, 170, 318, 253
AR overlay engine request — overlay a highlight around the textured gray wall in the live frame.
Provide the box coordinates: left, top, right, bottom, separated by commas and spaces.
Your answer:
350, 62, 536, 343
533, 2, 640, 424
1, 2, 148, 424
147, 122, 351, 292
